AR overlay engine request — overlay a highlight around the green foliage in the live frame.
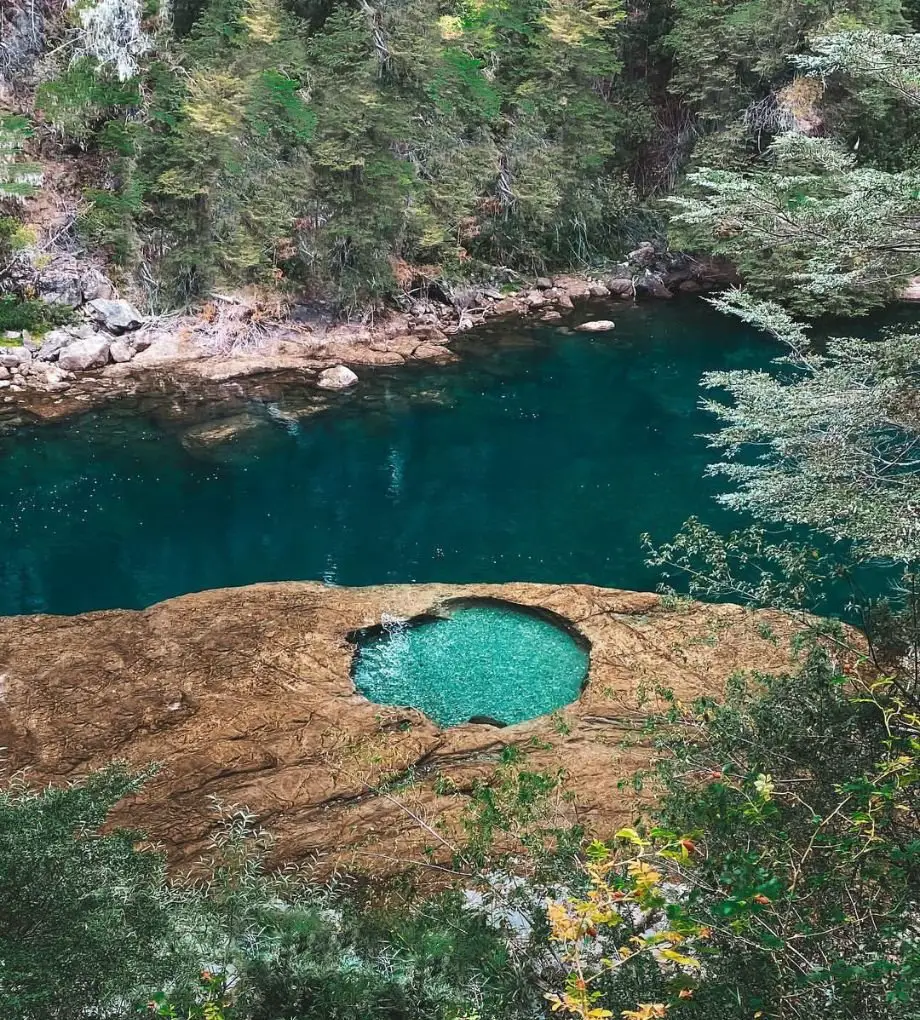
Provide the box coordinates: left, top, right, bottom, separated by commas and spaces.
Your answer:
0, 296, 74, 334
644, 646, 920, 1019
669, 134, 920, 316
36, 59, 142, 141
685, 292, 920, 559
0, 764, 183, 1020
666, 0, 904, 110
0, 116, 41, 201
36, 0, 649, 308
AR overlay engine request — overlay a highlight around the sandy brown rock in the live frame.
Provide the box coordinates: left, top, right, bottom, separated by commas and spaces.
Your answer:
0, 582, 802, 875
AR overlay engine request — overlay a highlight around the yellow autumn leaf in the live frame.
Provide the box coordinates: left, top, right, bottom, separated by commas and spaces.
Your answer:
621, 1005, 668, 1020
614, 827, 647, 846
659, 948, 701, 969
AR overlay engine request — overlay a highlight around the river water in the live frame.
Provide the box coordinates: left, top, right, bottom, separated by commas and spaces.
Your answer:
0, 300, 779, 616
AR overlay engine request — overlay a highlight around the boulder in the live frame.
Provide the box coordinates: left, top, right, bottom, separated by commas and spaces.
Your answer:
69, 323, 99, 340
0, 345, 32, 368
575, 320, 616, 333
552, 276, 591, 300
525, 290, 546, 308
35, 329, 72, 362
86, 298, 144, 333
383, 314, 412, 338
412, 342, 458, 362
58, 337, 111, 372
317, 365, 359, 390
535, 277, 553, 290
678, 279, 703, 294
606, 278, 634, 298
492, 298, 519, 316
80, 268, 116, 303
129, 332, 155, 353
540, 310, 563, 323
627, 241, 657, 267
28, 362, 70, 389
108, 339, 135, 363
39, 272, 83, 308
411, 324, 450, 345
373, 335, 420, 358
635, 272, 673, 300
0, 366, 9, 380
337, 348, 404, 367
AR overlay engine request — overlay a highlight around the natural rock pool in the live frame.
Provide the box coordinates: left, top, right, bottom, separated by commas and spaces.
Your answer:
351, 599, 590, 727
0, 301, 779, 616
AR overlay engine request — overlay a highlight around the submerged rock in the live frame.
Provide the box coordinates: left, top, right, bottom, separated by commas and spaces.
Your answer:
317, 364, 359, 390
180, 414, 263, 448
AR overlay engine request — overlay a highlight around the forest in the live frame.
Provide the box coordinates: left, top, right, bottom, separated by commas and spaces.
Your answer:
1, 0, 918, 312
3, 1, 920, 1020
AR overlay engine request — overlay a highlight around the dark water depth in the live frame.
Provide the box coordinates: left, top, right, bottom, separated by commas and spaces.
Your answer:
0, 301, 779, 616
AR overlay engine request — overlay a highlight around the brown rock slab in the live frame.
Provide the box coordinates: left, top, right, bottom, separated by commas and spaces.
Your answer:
412, 343, 458, 362
0, 581, 802, 876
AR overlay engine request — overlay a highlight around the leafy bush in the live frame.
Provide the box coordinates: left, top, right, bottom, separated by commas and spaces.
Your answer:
0, 296, 74, 335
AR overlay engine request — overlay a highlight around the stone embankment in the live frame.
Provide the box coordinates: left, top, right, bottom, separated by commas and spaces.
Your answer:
0, 581, 804, 875
1, 245, 737, 423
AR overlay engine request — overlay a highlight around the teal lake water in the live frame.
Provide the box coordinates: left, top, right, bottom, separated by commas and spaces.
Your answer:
0, 301, 778, 616
352, 601, 590, 727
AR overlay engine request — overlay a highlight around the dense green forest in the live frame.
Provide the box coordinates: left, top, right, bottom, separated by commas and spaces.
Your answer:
3, 0, 920, 311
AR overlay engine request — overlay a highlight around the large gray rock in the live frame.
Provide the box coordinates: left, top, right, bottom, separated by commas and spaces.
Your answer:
39, 272, 83, 308
635, 271, 673, 300
58, 337, 111, 372
129, 332, 155, 353
627, 241, 657, 267
86, 298, 144, 333
108, 340, 135, 363
29, 362, 71, 389
80, 269, 115, 303
36, 329, 73, 361
0, 345, 32, 368
317, 365, 359, 390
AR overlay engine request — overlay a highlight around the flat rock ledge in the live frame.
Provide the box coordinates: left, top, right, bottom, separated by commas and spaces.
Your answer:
0, 581, 801, 875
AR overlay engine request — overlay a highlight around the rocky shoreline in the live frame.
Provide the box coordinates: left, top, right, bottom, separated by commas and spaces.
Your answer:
1, 244, 737, 428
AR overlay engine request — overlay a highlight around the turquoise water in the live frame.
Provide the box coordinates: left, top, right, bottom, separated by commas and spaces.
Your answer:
0, 301, 779, 616
352, 601, 590, 727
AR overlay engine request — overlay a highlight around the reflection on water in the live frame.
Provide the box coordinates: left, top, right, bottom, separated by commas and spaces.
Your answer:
0, 302, 779, 616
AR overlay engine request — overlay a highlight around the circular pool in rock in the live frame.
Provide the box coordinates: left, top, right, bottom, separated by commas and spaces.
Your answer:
350, 598, 590, 727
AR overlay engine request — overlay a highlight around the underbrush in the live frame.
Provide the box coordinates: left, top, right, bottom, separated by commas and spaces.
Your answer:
0, 296, 74, 336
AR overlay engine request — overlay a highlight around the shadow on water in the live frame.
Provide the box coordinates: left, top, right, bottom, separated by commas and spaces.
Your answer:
1, 299, 788, 616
